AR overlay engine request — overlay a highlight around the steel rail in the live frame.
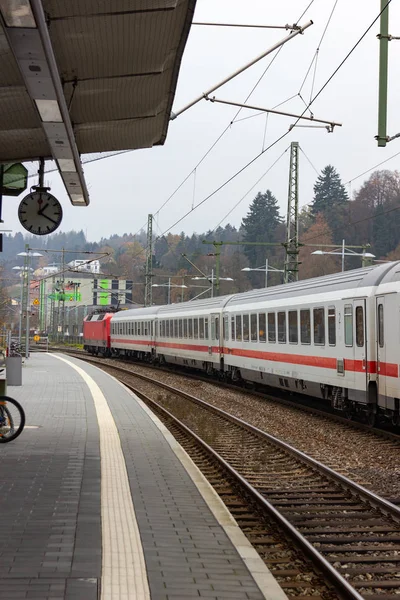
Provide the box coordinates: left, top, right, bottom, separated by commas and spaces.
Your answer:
124, 381, 366, 600
74, 353, 400, 521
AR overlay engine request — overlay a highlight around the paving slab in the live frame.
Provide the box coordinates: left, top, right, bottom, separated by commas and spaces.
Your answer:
0, 353, 288, 600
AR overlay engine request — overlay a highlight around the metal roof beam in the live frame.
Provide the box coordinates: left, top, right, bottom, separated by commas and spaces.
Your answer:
0, 0, 90, 206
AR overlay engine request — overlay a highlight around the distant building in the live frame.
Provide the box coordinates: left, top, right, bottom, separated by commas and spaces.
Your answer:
68, 259, 101, 274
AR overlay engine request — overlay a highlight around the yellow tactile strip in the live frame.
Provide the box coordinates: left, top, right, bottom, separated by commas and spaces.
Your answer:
110, 375, 289, 600
53, 355, 150, 600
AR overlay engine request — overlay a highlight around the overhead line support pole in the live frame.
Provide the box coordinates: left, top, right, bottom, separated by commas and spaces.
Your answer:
284, 142, 300, 284
171, 20, 313, 120
377, 0, 389, 147
144, 214, 153, 307
205, 97, 341, 130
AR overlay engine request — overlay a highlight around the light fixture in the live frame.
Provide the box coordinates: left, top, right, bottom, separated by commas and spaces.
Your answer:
70, 194, 86, 205
58, 159, 76, 173
34, 99, 62, 123
0, 0, 36, 27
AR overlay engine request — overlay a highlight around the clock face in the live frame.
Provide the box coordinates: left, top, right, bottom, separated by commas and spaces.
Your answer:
18, 191, 63, 235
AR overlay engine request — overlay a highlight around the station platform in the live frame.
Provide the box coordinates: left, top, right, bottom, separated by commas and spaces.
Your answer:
0, 354, 288, 600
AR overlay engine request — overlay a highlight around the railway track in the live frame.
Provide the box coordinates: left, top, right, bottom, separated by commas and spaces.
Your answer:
51, 347, 400, 443
63, 352, 400, 600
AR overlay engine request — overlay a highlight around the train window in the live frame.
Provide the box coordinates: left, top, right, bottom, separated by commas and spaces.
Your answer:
160, 321, 163, 337
328, 308, 336, 346
259, 314, 266, 342
231, 316, 235, 341
184, 319, 188, 338
194, 318, 198, 339
313, 308, 325, 345
251, 314, 257, 341
170, 319, 173, 337
151, 321, 154, 337
145, 322, 148, 336
356, 307, 364, 347
215, 317, 219, 340
174, 320, 178, 338
236, 315, 242, 341
179, 319, 183, 338
289, 311, 298, 343
278, 312, 286, 343
224, 315, 229, 340
199, 318, 205, 339
243, 315, 250, 342
300, 310, 311, 344
188, 319, 193, 339
268, 313, 276, 343
344, 305, 353, 346
378, 304, 384, 347
205, 318, 209, 339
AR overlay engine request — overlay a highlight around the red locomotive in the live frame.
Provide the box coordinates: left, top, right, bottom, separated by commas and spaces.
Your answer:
83, 312, 113, 356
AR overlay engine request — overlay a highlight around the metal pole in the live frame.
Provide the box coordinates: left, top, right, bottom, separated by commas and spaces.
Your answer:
61, 248, 65, 336
265, 258, 268, 288
25, 252, 30, 359
181, 277, 184, 303
342, 240, 345, 272
0, 164, 4, 224
18, 271, 24, 344
171, 21, 313, 119
377, 0, 389, 147
215, 244, 221, 297
168, 278, 171, 305
211, 269, 214, 298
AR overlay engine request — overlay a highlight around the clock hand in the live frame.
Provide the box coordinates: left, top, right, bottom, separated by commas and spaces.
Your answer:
38, 203, 49, 216
41, 212, 58, 225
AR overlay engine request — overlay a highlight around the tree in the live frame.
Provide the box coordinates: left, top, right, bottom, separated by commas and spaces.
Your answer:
311, 165, 349, 243
299, 215, 338, 279
241, 190, 283, 268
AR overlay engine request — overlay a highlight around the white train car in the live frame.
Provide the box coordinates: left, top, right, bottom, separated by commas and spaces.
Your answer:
110, 306, 157, 359
221, 263, 399, 425
374, 264, 400, 424
156, 296, 230, 371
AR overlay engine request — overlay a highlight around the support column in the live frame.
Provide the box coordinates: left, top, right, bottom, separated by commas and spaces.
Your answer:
284, 141, 299, 283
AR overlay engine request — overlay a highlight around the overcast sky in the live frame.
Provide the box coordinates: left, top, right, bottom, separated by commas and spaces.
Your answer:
4, 0, 400, 243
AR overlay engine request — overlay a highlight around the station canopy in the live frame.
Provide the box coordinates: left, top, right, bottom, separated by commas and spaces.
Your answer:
0, 0, 196, 205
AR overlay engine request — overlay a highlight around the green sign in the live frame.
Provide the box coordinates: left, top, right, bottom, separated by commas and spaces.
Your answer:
1, 163, 28, 196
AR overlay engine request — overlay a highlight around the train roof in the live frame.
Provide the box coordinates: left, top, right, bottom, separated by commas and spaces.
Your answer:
225, 262, 399, 308
110, 263, 400, 319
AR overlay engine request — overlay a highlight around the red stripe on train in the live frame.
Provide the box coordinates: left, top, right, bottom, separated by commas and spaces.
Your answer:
110, 338, 398, 378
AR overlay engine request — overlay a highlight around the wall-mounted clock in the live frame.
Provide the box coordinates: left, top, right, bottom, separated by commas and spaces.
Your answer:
18, 189, 63, 235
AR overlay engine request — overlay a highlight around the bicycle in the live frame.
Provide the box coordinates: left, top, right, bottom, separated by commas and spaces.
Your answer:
0, 397, 25, 443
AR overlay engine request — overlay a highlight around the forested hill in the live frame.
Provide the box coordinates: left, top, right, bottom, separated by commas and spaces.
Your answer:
2, 166, 400, 294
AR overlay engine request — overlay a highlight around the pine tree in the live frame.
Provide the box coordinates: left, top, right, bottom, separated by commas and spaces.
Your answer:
311, 165, 349, 243
241, 190, 283, 267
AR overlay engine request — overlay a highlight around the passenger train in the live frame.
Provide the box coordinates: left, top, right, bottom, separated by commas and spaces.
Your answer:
83, 263, 400, 427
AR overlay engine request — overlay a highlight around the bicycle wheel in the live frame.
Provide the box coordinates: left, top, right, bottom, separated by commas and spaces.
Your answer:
0, 396, 25, 443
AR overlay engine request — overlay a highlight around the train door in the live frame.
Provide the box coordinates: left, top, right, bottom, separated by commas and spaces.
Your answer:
376, 296, 386, 402
353, 299, 368, 394
210, 313, 220, 355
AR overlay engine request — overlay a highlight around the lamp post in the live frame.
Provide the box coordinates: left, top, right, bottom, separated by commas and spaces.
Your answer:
12, 265, 33, 344
17, 249, 43, 358
242, 259, 284, 288
311, 240, 375, 272
191, 271, 233, 298
152, 281, 188, 304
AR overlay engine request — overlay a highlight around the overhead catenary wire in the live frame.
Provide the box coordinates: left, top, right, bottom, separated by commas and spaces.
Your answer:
211, 147, 290, 232
99, 2, 393, 268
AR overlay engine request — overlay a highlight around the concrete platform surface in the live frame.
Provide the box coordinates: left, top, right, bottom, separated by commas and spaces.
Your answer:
0, 353, 288, 600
